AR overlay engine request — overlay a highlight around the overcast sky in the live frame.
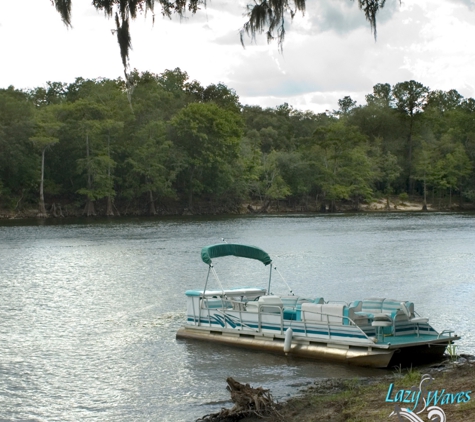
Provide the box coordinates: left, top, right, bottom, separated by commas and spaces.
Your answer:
1, 0, 475, 113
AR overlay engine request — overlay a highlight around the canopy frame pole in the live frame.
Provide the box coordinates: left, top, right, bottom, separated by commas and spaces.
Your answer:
203, 265, 212, 297
274, 266, 293, 295
267, 262, 273, 295
211, 266, 225, 295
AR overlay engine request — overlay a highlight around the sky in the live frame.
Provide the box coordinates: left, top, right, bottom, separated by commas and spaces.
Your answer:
1, 0, 475, 113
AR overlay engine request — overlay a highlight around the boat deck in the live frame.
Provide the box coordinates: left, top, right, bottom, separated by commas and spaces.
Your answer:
377, 333, 452, 347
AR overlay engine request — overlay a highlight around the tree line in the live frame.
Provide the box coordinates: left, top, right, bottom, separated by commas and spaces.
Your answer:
1, 70, 474, 216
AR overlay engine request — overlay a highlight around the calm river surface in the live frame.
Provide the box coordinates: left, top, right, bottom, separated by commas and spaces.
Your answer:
1, 213, 474, 421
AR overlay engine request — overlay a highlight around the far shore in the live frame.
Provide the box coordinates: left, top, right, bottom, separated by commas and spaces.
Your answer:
1, 197, 474, 220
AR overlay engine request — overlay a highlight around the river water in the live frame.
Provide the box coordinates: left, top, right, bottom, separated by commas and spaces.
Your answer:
0, 213, 474, 421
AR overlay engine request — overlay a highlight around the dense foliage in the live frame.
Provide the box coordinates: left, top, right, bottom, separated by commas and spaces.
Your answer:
1, 70, 474, 216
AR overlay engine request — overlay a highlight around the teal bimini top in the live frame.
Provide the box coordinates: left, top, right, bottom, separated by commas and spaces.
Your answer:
201, 243, 272, 266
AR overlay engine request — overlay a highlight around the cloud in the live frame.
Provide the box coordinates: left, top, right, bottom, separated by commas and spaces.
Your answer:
300, 0, 400, 36
214, 30, 245, 46
448, 0, 475, 10
2, 0, 475, 115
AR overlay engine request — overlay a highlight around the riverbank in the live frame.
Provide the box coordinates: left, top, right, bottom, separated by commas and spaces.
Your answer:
238, 356, 475, 422
1, 197, 472, 220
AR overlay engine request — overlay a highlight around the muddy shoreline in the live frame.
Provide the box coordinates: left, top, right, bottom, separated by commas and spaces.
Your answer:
1, 198, 474, 220
236, 356, 475, 421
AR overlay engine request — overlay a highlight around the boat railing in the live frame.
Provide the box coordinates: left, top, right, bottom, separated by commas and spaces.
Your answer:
214, 302, 284, 334
214, 308, 259, 332
299, 309, 375, 342
257, 304, 284, 335
196, 299, 374, 342
437, 329, 456, 339
194, 296, 229, 328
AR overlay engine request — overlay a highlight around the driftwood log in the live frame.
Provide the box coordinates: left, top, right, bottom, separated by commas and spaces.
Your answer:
197, 377, 281, 422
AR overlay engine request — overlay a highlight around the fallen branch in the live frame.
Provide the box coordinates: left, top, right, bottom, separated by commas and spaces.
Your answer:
197, 377, 282, 422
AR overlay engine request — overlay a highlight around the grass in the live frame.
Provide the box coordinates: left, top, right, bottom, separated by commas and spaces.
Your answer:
241, 361, 475, 422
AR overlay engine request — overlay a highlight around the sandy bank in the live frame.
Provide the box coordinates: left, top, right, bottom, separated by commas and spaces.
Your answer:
228, 356, 475, 422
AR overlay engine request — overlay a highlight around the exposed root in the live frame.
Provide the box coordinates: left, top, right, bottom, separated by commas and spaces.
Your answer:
197, 377, 282, 422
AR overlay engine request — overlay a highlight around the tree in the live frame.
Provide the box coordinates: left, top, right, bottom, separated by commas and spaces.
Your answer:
251, 151, 291, 208
337, 96, 357, 116
171, 102, 244, 209
28, 81, 68, 107
29, 106, 61, 216
365, 83, 392, 108
125, 121, 176, 215
379, 150, 401, 210
413, 140, 434, 211
0, 87, 37, 210
432, 141, 472, 208
56, 99, 111, 216
310, 121, 375, 211
423, 89, 464, 139
392, 80, 429, 192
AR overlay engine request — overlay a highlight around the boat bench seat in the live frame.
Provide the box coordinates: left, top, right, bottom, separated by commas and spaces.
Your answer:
297, 297, 325, 305
246, 295, 283, 313
201, 298, 232, 309
282, 296, 323, 319
281, 296, 299, 309
351, 298, 416, 334
297, 302, 370, 326
283, 309, 298, 320
352, 298, 411, 319
299, 303, 345, 324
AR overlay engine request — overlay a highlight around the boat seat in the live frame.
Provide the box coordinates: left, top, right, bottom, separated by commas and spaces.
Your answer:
281, 296, 299, 320
344, 305, 370, 326
354, 298, 407, 321
258, 295, 283, 313
372, 320, 393, 341
283, 309, 298, 320
399, 301, 429, 335
358, 298, 385, 318
300, 303, 347, 324
300, 303, 323, 322
297, 297, 324, 305
281, 296, 299, 309
201, 298, 232, 309
246, 296, 283, 313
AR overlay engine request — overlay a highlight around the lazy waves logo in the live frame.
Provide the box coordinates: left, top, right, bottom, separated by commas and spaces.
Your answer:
385, 373, 471, 421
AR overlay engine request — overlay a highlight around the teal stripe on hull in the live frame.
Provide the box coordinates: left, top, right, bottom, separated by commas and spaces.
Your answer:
186, 318, 371, 340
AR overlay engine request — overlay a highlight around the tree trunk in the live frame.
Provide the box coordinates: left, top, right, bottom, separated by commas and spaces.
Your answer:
106, 131, 114, 217
83, 131, 96, 216
422, 175, 428, 211
407, 113, 414, 194
329, 200, 336, 212
51, 203, 64, 218
149, 190, 157, 215
83, 200, 96, 216
106, 196, 114, 216
38, 148, 47, 217
86, 131, 92, 192
197, 377, 277, 421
